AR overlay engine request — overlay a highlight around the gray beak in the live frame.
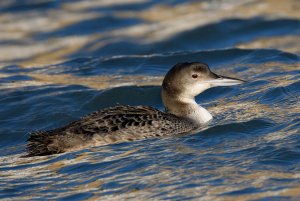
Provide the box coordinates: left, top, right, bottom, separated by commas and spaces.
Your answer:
205, 74, 246, 86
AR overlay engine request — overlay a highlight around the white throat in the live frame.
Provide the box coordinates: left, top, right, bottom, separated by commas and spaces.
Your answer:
163, 95, 213, 125
179, 98, 212, 125
193, 105, 213, 124
162, 83, 213, 125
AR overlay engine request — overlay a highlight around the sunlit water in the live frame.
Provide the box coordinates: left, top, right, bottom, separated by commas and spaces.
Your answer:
0, 0, 300, 200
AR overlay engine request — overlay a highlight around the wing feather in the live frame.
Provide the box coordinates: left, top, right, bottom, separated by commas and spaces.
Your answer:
27, 105, 196, 156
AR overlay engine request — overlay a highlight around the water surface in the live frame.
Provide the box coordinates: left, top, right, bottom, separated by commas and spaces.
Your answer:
0, 0, 299, 200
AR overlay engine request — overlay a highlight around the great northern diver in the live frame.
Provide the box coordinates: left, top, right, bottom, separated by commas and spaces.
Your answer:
27, 62, 245, 156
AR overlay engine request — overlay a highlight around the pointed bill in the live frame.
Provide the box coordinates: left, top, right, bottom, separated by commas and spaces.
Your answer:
205, 75, 246, 86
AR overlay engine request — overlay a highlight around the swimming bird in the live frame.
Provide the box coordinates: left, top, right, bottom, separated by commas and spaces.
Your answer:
27, 62, 245, 156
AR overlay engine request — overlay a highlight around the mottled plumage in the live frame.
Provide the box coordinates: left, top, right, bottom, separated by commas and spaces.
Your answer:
27, 105, 196, 156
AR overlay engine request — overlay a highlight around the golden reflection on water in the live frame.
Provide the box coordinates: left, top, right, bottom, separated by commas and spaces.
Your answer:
1, 61, 298, 92
0, 0, 299, 66
237, 35, 300, 54
1, 138, 300, 201
0, 72, 163, 89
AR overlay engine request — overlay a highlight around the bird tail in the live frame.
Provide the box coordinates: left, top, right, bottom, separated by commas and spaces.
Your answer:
26, 131, 62, 157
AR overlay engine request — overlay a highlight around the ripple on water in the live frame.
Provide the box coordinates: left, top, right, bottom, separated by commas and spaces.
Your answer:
0, 4, 300, 199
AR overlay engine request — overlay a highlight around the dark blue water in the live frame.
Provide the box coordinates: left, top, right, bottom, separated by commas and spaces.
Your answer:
0, 0, 300, 200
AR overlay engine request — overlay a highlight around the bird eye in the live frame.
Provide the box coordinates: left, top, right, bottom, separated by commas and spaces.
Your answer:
192, 74, 198, 79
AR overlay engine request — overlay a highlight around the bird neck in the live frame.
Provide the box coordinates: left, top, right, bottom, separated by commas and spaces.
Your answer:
162, 91, 212, 125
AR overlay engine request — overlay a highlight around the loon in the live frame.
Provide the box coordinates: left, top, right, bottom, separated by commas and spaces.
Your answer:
27, 62, 245, 156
